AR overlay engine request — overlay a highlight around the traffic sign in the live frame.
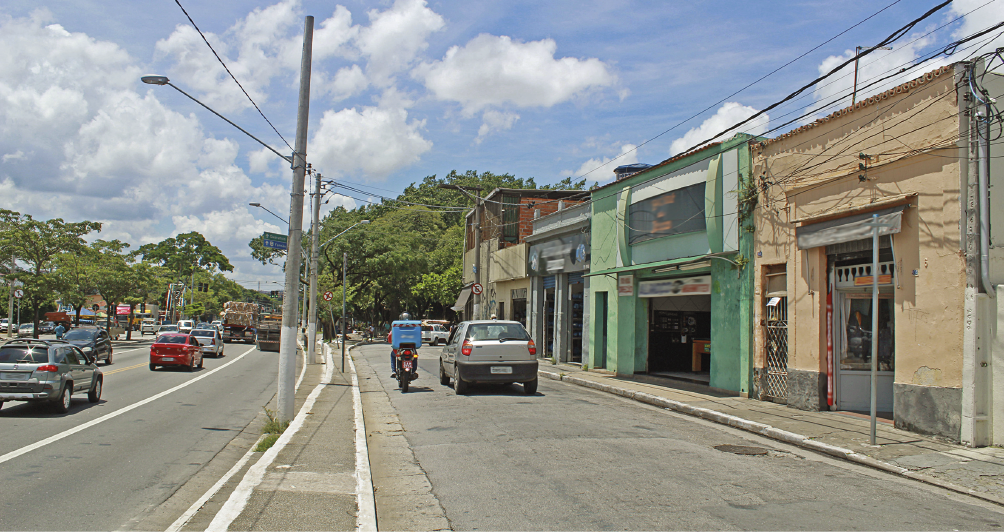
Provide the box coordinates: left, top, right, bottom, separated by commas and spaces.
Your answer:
323, 291, 333, 301
262, 232, 288, 251
13, 289, 23, 299
471, 283, 483, 295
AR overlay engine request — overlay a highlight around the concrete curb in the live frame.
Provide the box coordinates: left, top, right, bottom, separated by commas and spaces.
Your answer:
539, 369, 1004, 507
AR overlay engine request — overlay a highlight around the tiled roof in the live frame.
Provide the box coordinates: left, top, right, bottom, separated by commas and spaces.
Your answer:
754, 64, 956, 150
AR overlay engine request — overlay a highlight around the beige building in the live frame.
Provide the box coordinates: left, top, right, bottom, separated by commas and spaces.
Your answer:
751, 61, 1003, 445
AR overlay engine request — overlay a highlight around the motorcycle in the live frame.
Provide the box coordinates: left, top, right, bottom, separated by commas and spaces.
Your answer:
396, 342, 418, 392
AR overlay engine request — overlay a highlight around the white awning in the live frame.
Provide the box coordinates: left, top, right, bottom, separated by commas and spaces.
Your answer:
451, 287, 472, 312
796, 204, 905, 250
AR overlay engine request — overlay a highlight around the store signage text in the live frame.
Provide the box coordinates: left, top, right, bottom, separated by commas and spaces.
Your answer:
638, 275, 711, 298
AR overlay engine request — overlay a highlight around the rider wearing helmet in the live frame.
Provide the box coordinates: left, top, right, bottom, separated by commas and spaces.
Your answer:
389, 312, 411, 377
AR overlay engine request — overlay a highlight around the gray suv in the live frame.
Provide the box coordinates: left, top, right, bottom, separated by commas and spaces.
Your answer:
439, 320, 538, 395
0, 339, 103, 413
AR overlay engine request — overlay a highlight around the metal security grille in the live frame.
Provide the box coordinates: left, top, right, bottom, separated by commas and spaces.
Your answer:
764, 298, 788, 401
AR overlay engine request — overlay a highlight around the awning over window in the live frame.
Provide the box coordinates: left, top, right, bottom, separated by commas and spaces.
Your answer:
796, 204, 905, 250
451, 287, 472, 312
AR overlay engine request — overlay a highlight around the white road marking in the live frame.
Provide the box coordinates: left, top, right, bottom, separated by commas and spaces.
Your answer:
0, 346, 258, 466
350, 352, 377, 532
165, 341, 311, 531
206, 343, 334, 531
164, 434, 266, 532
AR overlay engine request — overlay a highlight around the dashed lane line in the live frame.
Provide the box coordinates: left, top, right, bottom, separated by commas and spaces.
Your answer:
0, 346, 258, 466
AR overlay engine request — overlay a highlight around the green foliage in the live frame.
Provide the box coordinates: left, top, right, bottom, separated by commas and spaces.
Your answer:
139, 231, 234, 279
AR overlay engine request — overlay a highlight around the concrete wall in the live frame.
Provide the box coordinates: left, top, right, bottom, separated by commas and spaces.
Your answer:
751, 65, 965, 439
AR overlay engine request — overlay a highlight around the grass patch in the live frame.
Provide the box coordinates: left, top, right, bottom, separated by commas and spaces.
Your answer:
254, 433, 280, 452
254, 407, 289, 452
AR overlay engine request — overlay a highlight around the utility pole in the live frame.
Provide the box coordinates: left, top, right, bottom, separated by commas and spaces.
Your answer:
437, 184, 484, 318
341, 251, 347, 372
308, 169, 321, 364
7, 255, 14, 339
277, 15, 313, 425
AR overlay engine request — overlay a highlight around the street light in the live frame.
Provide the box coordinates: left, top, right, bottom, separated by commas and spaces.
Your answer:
851, 46, 893, 105
248, 202, 289, 225
307, 219, 369, 368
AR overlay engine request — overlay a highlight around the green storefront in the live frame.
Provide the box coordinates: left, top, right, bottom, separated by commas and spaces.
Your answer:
587, 134, 755, 394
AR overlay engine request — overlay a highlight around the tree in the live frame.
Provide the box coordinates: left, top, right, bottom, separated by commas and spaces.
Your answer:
139, 232, 234, 281
0, 210, 101, 337
51, 247, 101, 327
90, 240, 135, 332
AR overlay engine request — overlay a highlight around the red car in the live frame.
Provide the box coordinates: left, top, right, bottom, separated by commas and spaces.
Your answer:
150, 333, 204, 372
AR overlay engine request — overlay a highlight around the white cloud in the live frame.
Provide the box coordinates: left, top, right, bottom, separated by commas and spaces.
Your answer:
309, 103, 432, 179
669, 102, 769, 156
357, 0, 444, 86
951, 0, 1004, 58
327, 64, 369, 101
476, 110, 520, 143
568, 143, 638, 182
248, 147, 281, 177
413, 34, 616, 115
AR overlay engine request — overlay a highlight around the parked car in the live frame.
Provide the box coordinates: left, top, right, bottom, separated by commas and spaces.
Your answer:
157, 324, 179, 334
439, 320, 538, 395
0, 338, 103, 413
191, 328, 224, 358
421, 324, 449, 345
62, 327, 114, 365
39, 322, 56, 334
177, 320, 195, 334
141, 319, 157, 336
0, 319, 9, 333
17, 323, 34, 338
149, 333, 203, 371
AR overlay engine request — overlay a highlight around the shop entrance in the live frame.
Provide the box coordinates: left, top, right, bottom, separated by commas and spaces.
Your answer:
647, 295, 711, 377
569, 276, 584, 363
831, 258, 896, 413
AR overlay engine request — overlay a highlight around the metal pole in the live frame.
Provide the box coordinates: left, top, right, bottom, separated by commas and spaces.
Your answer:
7, 256, 14, 339
341, 251, 347, 372
308, 170, 321, 363
852, 46, 862, 106
277, 15, 313, 425
301, 250, 309, 330
870, 213, 879, 445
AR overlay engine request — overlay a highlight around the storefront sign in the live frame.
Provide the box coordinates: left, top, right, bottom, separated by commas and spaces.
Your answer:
527, 232, 590, 275
638, 275, 711, 298
116, 304, 131, 315
618, 274, 634, 297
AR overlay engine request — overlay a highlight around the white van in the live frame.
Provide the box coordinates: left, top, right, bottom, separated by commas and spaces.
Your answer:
141, 318, 156, 335
177, 320, 195, 334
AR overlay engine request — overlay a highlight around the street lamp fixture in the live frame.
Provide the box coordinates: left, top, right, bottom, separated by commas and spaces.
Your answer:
248, 202, 289, 225
141, 75, 293, 164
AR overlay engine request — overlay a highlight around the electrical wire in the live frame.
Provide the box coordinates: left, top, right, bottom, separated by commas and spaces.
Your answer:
172, 0, 293, 153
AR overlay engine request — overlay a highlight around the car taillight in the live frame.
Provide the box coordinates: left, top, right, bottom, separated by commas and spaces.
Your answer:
461, 340, 472, 356
527, 339, 536, 356
35, 364, 59, 373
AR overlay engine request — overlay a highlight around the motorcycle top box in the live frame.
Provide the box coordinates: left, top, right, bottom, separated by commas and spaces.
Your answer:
390, 320, 422, 350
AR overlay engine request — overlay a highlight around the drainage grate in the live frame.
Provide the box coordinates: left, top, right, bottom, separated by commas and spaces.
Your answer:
714, 444, 769, 455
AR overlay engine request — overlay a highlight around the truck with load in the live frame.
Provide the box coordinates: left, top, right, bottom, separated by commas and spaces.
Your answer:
255, 313, 282, 352
221, 301, 258, 343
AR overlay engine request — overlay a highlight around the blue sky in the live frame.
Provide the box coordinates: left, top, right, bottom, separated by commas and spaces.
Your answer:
0, 0, 998, 285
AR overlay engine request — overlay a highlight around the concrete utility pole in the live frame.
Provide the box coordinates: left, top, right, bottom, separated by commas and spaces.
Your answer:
341, 251, 347, 372
277, 15, 314, 424
437, 184, 484, 318
307, 169, 321, 364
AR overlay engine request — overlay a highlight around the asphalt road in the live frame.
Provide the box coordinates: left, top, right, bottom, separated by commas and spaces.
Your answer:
357, 344, 1004, 531
0, 338, 278, 531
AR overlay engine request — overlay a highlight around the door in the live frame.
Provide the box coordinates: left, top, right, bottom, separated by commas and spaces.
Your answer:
834, 291, 895, 412
596, 292, 607, 369
763, 297, 788, 402
62, 347, 91, 392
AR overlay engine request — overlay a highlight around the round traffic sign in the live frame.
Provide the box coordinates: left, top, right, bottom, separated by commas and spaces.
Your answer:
471, 283, 483, 295
323, 291, 333, 301
13, 289, 23, 299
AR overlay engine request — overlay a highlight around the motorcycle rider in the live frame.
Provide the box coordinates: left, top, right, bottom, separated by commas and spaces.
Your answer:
389, 312, 411, 378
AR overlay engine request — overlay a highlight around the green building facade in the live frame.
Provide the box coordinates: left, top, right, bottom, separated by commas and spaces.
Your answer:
587, 134, 755, 394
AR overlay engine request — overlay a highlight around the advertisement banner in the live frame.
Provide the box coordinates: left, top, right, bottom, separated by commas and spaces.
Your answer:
116, 304, 131, 315
618, 274, 634, 297
527, 232, 590, 275
638, 275, 711, 298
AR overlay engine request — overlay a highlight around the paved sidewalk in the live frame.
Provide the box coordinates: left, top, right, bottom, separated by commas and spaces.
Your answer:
538, 362, 1004, 506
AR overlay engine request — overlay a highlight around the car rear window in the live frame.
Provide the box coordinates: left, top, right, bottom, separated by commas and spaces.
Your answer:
191, 330, 215, 337
464, 323, 530, 342
0, 346, 49, 363
156, 335, 189, 344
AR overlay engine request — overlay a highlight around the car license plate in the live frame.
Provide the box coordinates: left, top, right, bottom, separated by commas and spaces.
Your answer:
490, 366, 512, 374
161, 357, 174, 362
1, 372, 27, 380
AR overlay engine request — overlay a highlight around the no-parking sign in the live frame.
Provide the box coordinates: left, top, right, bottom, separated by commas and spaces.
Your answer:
323, 291, 333, 301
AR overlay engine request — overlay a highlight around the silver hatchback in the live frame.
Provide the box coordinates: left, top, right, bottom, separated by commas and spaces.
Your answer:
439, 320, 538, 395
191, 328, 224, 357
0, 339, 103, 413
